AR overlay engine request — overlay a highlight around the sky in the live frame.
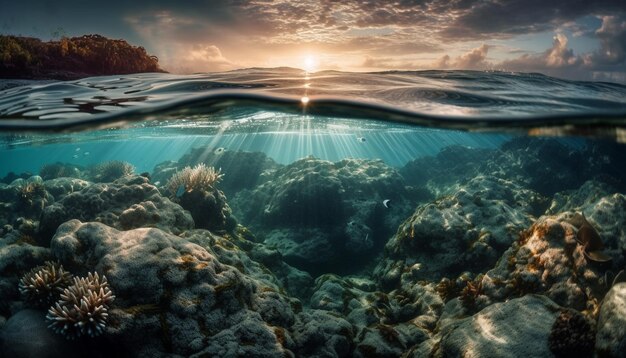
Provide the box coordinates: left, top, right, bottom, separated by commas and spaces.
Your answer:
1, 0, 625, 82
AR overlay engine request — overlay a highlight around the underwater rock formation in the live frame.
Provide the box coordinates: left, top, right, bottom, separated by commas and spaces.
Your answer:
547, 180, 618, 215
0, 233, 51, 308
400, 145, 491, 196
47, 219, 351, 356
401, 138, 626, 198
596, 283, 626, 357
477, 212, 622, 313
39, 175, 194, 242
43, 177, 90, 201
424, 295, 562, 358
0, 309, 77, 358
0, 176, 52, 224
375, 175, 538, 289
308, 274, 438, 356
231, 156, 420, 273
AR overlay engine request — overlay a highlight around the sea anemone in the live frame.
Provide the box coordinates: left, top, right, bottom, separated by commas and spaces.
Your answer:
91, 160, 135, 182
166, 163, 223, 199
19, 261, 73, 307
47, 272, 115, 339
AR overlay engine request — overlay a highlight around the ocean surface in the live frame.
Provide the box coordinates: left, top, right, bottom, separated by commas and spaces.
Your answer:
0, 69, 625, 357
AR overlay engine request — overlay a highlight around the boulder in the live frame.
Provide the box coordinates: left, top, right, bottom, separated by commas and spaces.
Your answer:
596, 283, 626, 357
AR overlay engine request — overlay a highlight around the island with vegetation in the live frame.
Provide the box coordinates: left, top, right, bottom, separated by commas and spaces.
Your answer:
0, 34, 165, 80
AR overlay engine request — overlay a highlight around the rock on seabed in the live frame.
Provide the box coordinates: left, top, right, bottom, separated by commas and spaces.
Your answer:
596, 283, 626, 357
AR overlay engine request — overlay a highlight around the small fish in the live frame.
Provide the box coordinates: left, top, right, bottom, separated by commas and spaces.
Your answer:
576, 213, 612, 263
72, 154, 79, 159
383, 199, 391, 209
84, 151, 90, 156
175, 184, 186, 198
357, 137, 366, 142
75, 147, 81, 152
214, 147, 225, 155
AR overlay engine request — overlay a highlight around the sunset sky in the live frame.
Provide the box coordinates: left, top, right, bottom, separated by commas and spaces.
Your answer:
1, 0, 625, 81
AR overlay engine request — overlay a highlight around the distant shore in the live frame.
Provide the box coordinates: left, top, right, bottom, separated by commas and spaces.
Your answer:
0, 34, 166, 81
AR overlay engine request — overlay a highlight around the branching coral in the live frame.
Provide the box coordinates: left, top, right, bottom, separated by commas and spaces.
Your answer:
47, 272, 115, 339
91, 160, 135, 182
19, 261, 73, 307
166, 163, 223, 199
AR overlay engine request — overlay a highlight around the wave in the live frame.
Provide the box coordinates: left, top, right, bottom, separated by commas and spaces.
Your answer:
0, 70, 625, 140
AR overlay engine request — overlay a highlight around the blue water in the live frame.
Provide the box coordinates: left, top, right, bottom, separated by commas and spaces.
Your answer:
1, 69, 625, 357
1, 69, 620, 175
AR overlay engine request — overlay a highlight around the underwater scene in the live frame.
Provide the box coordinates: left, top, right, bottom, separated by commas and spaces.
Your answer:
0, 70, 626, 358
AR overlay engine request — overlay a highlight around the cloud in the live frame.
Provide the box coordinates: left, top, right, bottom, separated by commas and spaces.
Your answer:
1, 0, 626, 80
498, 19, 626, 81
589, 15, 626, 67
439, 0, 626, 40
434, 44, 491, 69
170, 44, 236, 73
360, 56, 420, 69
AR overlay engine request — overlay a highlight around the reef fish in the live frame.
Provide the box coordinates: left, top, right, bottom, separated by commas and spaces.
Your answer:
383, 199, 391, 209
575, 213, 612, 263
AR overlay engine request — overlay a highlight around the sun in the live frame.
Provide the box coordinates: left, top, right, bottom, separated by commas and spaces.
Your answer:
303, 55, 318, 72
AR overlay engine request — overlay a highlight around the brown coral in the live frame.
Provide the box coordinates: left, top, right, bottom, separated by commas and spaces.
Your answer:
47, 272, 115, 339
19, 261, 73, 307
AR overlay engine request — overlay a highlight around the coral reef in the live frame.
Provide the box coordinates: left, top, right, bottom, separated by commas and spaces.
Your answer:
0, 176, 51, 223
1, 138, 625, 356
375, 175, 538, 290
46, 272, 114, 339
230, 156, 422, 273
39, 175, 193, 242
49, 220, 299, 355
18, 261, 72, 307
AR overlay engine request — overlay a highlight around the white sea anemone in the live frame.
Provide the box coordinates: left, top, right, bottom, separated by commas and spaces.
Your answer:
46, 272, 115, 339
19, 261, 73, 307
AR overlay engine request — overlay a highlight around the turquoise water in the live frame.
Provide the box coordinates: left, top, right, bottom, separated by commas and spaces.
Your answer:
0, 70, 625, 357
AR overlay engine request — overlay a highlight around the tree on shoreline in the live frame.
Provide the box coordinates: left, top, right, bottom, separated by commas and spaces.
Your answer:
0, 34, 165, 79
